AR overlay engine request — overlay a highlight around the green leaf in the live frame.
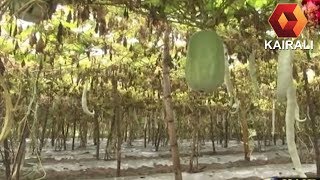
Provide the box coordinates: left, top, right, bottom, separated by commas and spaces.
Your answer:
247, 0, 268, 9
144, 0, 161, 6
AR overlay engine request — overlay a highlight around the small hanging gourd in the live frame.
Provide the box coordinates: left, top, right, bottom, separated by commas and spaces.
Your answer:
82, 80, 95, 116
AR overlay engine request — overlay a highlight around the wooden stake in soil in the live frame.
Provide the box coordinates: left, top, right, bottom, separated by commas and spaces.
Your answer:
240, 102, 250, 161
161, 22, 182, 180
112, 77, 122, 177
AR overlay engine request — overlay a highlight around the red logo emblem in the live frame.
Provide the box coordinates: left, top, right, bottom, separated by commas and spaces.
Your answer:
269, 3, 307, 38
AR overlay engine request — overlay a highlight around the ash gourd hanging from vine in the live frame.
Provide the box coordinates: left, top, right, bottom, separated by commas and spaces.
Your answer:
185, 30, 225, 92
184, 30, 239, 114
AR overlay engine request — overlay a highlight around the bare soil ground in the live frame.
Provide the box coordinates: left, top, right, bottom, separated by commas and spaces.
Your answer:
0, 140, 316, 180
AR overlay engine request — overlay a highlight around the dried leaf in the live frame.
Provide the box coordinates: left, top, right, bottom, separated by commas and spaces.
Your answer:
14, 41, 19, 51
29, 33, 37, 47
48, 2, 57, 19
96, 7, 106, 22
57, 22, 64, 44
21, 60, 25, 68
117, 34, 123, 43
36, 37, 45, 53
103, 44, 109, 55
81, 6, 90, 22
123, 8, 129, 20
86, 51, 90, 58
0, 58, 5, 75
12, 24, 17, 36
123, 36, 127, 47
109, 49, 113, 61
99, 21, 107, 36
95, 22, 99, 34
49, 56, 54, 67
9, 24, 12, 37
67, 10, 72, 23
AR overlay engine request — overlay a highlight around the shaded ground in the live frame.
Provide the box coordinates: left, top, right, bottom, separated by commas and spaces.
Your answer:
0, 139, 316, 180
43, 158, 294, 180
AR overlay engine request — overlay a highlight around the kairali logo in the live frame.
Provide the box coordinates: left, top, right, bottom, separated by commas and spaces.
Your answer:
265, 3, 313, 50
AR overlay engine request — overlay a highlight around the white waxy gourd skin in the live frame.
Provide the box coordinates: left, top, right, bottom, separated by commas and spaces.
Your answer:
285, 82, 306, 178
223, 44, 239, 114
82, 80, 95, 116
248, 51, 259, 94
277, 49, 306, 122
224, 44, 234, 97
277, 49, 306, 178
277, 50, 293, 101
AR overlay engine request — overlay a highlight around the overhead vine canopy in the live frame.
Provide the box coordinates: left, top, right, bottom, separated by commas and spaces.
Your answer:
0, 0, 315, 110
0, 0, 287, 65
1, 0, 275, 28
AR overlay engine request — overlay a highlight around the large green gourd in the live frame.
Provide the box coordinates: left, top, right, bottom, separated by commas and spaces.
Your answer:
185, 30, 225, 92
